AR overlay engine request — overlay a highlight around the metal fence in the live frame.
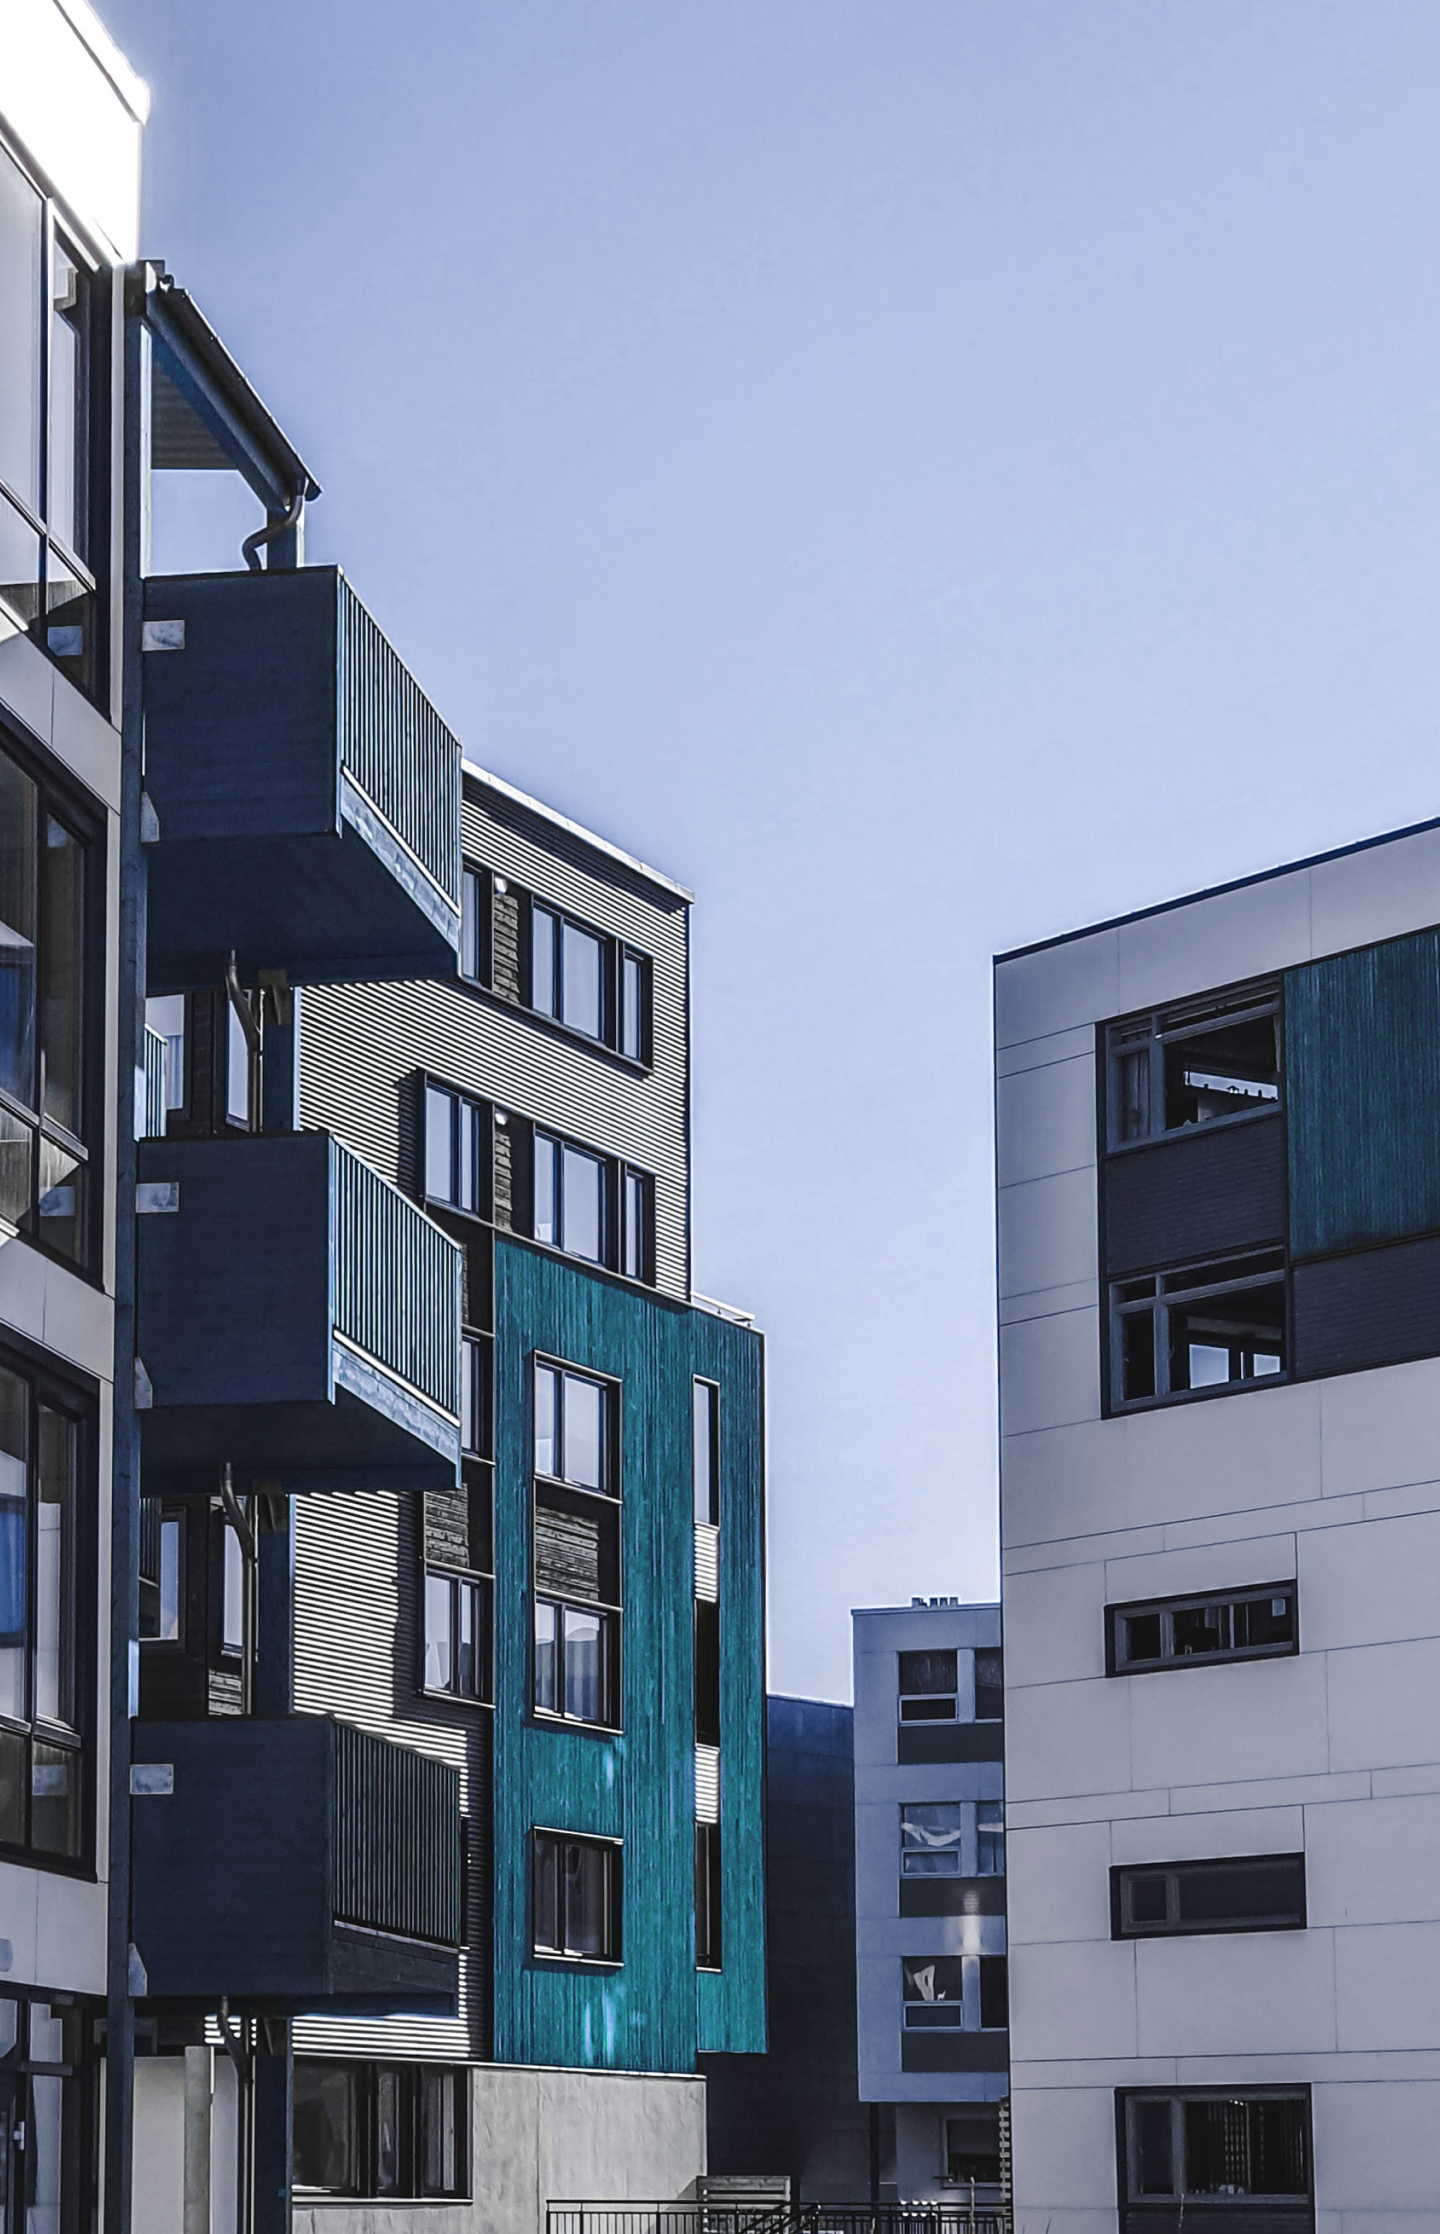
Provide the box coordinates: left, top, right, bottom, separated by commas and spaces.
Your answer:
331, 1718, 462, 1946
143, 1025, 168, 1139
329, 1135, 462, 1417
337, 571, 461, 906
548, 2206, 1008, 2234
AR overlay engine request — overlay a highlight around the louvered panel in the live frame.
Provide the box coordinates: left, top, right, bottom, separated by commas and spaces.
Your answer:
294, 1491, 483, 2062
695, 1744, 720, 1825
694, 1525, 719, 1604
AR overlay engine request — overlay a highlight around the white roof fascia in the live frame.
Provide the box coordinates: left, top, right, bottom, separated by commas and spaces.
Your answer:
462, 756, 693, 905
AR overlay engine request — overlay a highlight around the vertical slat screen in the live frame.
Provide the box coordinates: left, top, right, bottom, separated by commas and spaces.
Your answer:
1286, 930, 1440, 1258
143, 1026, 168, 1139
336, 574, 462, 905
329, 1137, 462, 1414
331, 1719, 462, 1946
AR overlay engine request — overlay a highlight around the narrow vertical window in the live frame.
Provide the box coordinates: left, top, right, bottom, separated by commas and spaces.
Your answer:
0, 1362, 86, 1861
530, 906, 557, 1017
693, 1380, 719, 1527
0, 148, 43, 517
220, 1523, 245, 1659
561, 921, 603, 1039
620, 950, 646, 1063
696, 1822, 722, 1970
48, 239, 91, 567
560, 1143, 603, 1262
424, 1086, 453, 1202
460, 865, 488, 985
533, 1131, 557, 1245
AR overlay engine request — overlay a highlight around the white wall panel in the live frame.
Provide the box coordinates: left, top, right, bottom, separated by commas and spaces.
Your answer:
995, 1052, 1097, 1189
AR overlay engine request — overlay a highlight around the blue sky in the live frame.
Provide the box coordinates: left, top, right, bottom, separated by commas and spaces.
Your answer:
102, 0, 1440, 1699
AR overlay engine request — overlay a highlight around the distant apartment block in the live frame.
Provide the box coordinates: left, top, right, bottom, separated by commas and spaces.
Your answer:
995, 823, 1440, 2232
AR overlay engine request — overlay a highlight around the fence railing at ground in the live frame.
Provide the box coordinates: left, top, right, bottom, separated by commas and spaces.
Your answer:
548, 2204, 1009, 2234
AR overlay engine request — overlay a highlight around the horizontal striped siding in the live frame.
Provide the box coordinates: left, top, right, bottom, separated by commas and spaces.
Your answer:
293, 1491, 480, 2063
298, 873, 689, 1301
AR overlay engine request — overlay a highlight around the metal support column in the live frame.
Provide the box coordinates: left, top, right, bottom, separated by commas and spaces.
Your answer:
251, 2019, 293, 2234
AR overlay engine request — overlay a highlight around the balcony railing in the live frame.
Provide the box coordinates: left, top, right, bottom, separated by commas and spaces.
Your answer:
548, 2208, 1010, 2234
143, 1026, 168, 1139
333, 1718, 461, 1946
337, 575, 459, 909
136, 1130, 462, 1492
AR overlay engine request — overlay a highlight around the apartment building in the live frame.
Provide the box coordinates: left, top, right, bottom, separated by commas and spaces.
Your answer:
854, 1602, 1009, 2209
1, 3, 767, 2227
996, 822, 1440, 2232
0, 3, 146, 2227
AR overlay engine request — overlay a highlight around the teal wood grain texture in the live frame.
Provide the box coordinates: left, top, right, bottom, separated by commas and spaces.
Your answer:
492, 1238, 766, 2072
1287, 930, 1440, 1259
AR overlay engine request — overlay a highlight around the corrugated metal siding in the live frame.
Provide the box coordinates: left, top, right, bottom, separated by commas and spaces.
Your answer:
1287, 931, 1440, 1259
292, 1490, 488, 2061
1103, 1116, 1286, 1277
1293, 1233, 1440, 1379
298, 780, 690, 1299
491, 1240, 765, 2073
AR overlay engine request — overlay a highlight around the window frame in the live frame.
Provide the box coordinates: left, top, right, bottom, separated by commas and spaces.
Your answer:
0, 132, 108, 700
1107, 1581, 1298, 1676
459, 862, 491, 989
516, 891, 653, 1070
899, 1797, 1005, 1881
532, 1356, 622, 1732
532, 1595, 620, 1729
1110, 1250, 1289, 1412
530, 1828, 623, 1967
421, 1565, 493, 1706
692, 1377, 720, 1527
0, 1345, 95, 1875
420, 1076, 491, 1222
1104, 979, 1283, 1154
0, 727, 103, 1276
1117, 2086, 1312, 2212
901, 1954, 1007, 2032
695, 1820, 722, 1972
1112, 1853, 1306, 1940
291, 2058, 470, 2200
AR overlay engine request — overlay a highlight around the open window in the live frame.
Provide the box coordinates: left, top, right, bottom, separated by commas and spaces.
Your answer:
532, 1830, 621, 1963
1108, 982, 1281, 1148
1112, 1251, 1286, 1408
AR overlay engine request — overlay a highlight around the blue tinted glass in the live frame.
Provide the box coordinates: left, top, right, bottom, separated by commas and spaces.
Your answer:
560, 1146, 602, 1262
530, 908, 556, 1016
425, 1087, 453, 1202
562, 922, 602, 1039
533, 1133, 556, 1245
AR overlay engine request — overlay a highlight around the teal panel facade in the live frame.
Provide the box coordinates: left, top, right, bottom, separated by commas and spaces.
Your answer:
1286, 930, 1440, 1260
492, 1237, 766, 2072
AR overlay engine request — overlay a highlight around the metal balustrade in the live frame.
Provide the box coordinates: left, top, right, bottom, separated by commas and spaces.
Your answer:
337, 573, 461, 907
332, 1719, 461, 1947
329, 1135, 462, 1418
548, 2207, 1009, 2234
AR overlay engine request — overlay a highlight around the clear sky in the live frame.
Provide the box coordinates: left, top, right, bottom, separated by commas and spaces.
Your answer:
101, 0, 1440, 1701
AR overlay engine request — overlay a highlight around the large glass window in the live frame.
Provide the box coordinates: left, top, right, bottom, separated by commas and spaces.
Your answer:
900, 1800, 1005, 1881
0, 1360, 86, 1864
0, 741, 92, 1268
901, 1954, 1007, 2031
293, 2061, 466, 2199
1107, 983, 1281, 1147
1112, 1252, 1286, 1408
423, 1082, 487, 1219
532, 1830, 621, 1963
0, 142, 101, 693
534, 1363, 612, 1493
1109, 1582, 1297, 1676
533, 1361, 620, 1729
423, 1568, 491, 1704
1121, 2091, 1311, 2217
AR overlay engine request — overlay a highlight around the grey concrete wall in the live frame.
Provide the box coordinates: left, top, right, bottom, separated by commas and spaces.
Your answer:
291, 2064, 706, 2234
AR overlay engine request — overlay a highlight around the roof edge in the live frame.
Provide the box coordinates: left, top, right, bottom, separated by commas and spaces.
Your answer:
995, 809, 1440, 968
53, 0, 149, 121
462, 757, 693, 904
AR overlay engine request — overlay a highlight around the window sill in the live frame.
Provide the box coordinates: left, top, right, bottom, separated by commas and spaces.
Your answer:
530, 1708, 622, 1740
1111, 1644, 1297, 1678
1109, 1372, 1290, 1416
0, 1838, 96, 1882
530, 1950, 623, 1973
1105, 1104, 1281, 1156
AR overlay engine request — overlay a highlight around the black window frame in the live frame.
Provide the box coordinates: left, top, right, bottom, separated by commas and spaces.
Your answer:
0, 1345, 95, 1875
898, 1649, 958, 1722
532, 1356, 622, 1733
693, 1377, 720, 1527
899, 1797, 1005, 1881
1107, 1581, 1298, 1676
291, 2058, 469, 2200
1105, 980, 1282, 1152
420, 1077, 491, 1222
0, 1987, 99, 2228
0, 726, 102, 1277
0, 131, 109, 702
421, 1565, 493, 1706
1112, 1853, 1306, 1939
523, 1121, 655, 1286
1117, 2087, 1313, 2218
695, 1820, 722, 1972
514, 890, 653, 1070
901, 1954, 1007, 2032
531, 1828, 622, 1966
1110, 1249, 1289, 1411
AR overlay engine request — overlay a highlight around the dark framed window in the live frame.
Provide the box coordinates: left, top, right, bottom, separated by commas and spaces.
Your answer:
1112, 1251, 1286, 1408
621, 1164, 651, 1282
137, 1496, 253, 1721
0, 138, 106, 697
1107, 982, 1281, 1149
693, 1379, 720, 1526
696, 1822, 722, 1970
534, 1598, 617, 1725
902, 1955, 1006, 2030
1113, 1854, 1305, 1939
533, 1129, 605, 1263
0, 1990, 98, 2229
620, 948, 650, 1064
532, 1830, 621, 1963
0, 736, 95, 1269
518, 892, 653, 1067
898, 1650, 957, 1721
945, 2110, 1002, 2190
423, 1569, 492, 1704
974, 1647, 1003, 1721
533, 1359, 620, 1729
535, 1361, 614, 1494
0, 1357, 89, 1866
694, 1597, 720, 1747
1108, 1582, 1297, 1675
423, 1082, 489, 1219
460, 863, 490, 987
460, 1334, 490, 1461
292, 2060, 467, 2199
899, 1799, 1004, 1879
1119, 2089, 1311, 2222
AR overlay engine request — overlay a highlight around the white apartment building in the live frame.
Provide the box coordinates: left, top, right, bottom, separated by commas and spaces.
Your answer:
996, 818, 1440, 2234
853, 1600, 1008, 2207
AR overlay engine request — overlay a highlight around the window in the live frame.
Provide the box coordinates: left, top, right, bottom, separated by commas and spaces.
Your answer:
977, 1799, 1004, 1876
533, 1130, 604, 1262
945, 2111, 1002, 2190
423, 1083, 487, 1218
535, 1362, 613, 1493
292, 2061, 467, 2199
532, 1831, 621, 1963
621, 1165, 650, 1281
1112, 1251, 1286, 1407
1121, 2090, 1311, 2218
901, 1802, 963, 1876
620, 949, 649, 1064
0, 1361, 86, 1863
533, 1361, 620, 1729
138, 1510, 182, 1642
902, 1956, 1006, 2030
0, 143, 103, 694
693, 1379, 720, 1526
899, 1651, 957, 1721
1108, 983, 1281, 1148
0, 740, 93, 1267
1113, 1854, 1305, 1939
0, 1994, 96, 2231
460, 1335, 490, 1461
1108, 1582, 1297, 1675
696, 1822, 722, 1970
220, 1522, 246, 1659
974, 1648, 1003, 1720
522, 894, 652, 1065
460, 864, 489, 986
423, 1569, 491, 1703
144, 993, 186, 1116
694, 1598, 721, 1747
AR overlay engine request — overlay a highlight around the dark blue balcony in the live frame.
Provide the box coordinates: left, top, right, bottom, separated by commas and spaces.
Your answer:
131, 1717, 461, 2014
141, 567, 462, 989
136, 1131, 462, 1493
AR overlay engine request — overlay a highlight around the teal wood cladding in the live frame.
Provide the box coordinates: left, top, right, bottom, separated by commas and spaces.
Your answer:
1287, 930, 1440, 1259
492, 1237, 766, 2071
